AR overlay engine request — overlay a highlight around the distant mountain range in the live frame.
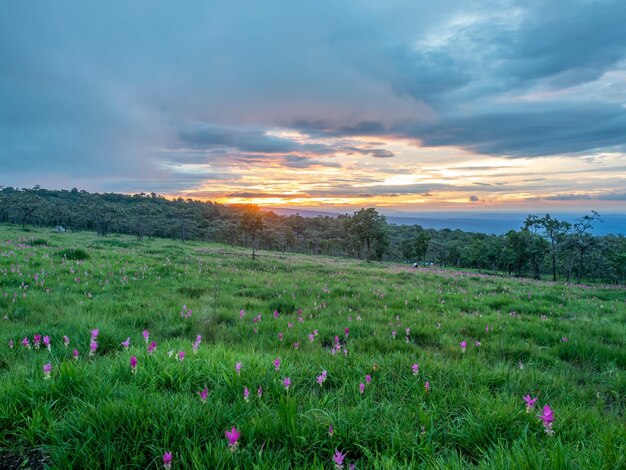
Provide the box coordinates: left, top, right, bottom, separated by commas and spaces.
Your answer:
262, 208, 626, 235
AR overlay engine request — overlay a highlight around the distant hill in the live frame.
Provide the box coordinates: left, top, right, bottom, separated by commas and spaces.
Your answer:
262, 207, 626, 235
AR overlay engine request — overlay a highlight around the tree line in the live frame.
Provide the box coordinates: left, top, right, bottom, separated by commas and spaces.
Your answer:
1, 186, 625, 284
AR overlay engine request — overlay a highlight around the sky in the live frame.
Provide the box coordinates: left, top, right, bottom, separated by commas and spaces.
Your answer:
1, 0, 626, 213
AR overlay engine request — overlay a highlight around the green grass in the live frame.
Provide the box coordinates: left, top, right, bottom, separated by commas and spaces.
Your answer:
0, 225, 624, 469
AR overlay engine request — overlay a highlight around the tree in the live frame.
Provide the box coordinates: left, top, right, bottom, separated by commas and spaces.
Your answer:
237, 205, 264, 259
524, 214, 571, 281
346, 208, 389, 262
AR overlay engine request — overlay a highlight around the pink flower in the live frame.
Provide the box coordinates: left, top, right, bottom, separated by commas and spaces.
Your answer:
225, 427, 241, 451
485, 324, 489, 333
257, 385, 263, 398
63, 335, 70, 347
91, 329, 99, 340
273, 310, 279, 318
192, 335, 202, 354
163, 451, 172, 469
273, 357, 281, 372
43, 336, 51, 350
147, 341, 157, 355
288, 322, 293, 329
391, 331, 397, 339
475, 341, 481, 347
411, 363, 419, 376
278, 333, 284, 341
178, 351, 185, 362
460, 341, 467, 352
344, 327, 349, 337
198, 388, 208, 403
143, 330, 150, 344
308, 333, 315, 342
365, 374, 372, 384
34, 334, 41, 349
359, 383, 365, 394
8, 340, 13, 349
283, 377, 291, 390
73, 349, 79, 360
130, 356, 138, 373
120, 337, 131, 350
317, 370, 327, 386
523, 394, 537, 412
239, 309, 245, 319
293, 342, 300, 350
333, 449, 347, 469
329, 424, 334, 437
42, 363, 52, 379
243, 387, 250, 401
561, 337, 568, 342
424, 381, 430, 393
538, 405, 555, 435
406, 328, 411, 336
235, 362, 242, 375
89, 340, 98, 356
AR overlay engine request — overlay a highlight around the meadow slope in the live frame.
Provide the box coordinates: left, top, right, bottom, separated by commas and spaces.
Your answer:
0, 225, 624, 469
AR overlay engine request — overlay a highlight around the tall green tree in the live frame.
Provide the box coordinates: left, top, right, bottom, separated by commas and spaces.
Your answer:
347, 208, 389, 262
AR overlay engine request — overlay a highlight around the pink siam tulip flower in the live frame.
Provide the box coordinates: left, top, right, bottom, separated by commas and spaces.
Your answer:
391, 331, 397, 339
163, 451, 172, 469
9, 340, 13, 349
273, 358, 281, 372
359, 383, 365, 394
198, 388, 208, 403
22, 337, 30, 349
485, 324, 489, 333
225, 427, 241, 451
313, 329, 319, 336
243, 387, 250, 401
42, 363, 52, 379
424, 381, 430, 393
288, 322, 293, 329
278, 333, 284, 341
412, 363, 419, 376
34, 334, 41, 349
283, 377, 291, 390
73, 349, 79, 360
143, 330, 150, 344
120, 337, 131, 350
365, 374, 372, 384
460, 341, 467, 352
178, 351, 185, 362
298, 316, 304, 323
63, 335, 70, 347
293, 342, 300, 350
239, 309, 245, 319
192, 335, 202, 354
91, 328, 99, 340
523, 394, 538, 412
329, 424, 334, 437
130, 356, 138, 373
89, 340, 98, 356
43, 336, 51, 350
475, 341, 481, 347
333, 449, 347, 469
274, 310, 280, 318
561, 337, 568, 342
257, 385, 263, 398
538, 405, 555, 435
317, 370, 328, 386
308, 333, 315, 343
235, 362, 242, 375
344, 327, 349, 337
147, 341, 157, 355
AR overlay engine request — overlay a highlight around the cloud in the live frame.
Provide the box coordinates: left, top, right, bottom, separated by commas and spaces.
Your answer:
1, 0, 626, 204
469, 195, 480, 202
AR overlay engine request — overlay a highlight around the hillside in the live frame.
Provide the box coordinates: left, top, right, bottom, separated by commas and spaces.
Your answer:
0, 225, 624, 469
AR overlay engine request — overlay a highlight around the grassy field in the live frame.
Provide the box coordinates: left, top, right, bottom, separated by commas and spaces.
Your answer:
0, 225, 624, 469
